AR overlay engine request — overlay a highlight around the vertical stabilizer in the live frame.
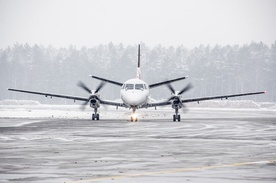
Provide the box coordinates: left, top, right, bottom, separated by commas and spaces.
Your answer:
137, 45, 141, 79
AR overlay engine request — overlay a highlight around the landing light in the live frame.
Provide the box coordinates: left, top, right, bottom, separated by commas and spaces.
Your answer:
131, 113, 138, 122
132, 113, 138, 119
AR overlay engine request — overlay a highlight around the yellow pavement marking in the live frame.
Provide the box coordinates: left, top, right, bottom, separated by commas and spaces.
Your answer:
67, 159, 276, 183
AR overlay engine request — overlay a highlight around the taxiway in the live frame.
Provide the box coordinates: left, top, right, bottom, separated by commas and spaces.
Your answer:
0, 107, 275, 182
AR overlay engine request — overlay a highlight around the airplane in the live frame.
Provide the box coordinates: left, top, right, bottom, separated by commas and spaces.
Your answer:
8, 45, 266, 122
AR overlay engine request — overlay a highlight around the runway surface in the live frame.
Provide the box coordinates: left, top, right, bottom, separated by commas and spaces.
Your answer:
0, 107, 276, 182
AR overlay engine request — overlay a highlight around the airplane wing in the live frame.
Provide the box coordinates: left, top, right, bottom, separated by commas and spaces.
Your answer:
98, 99, 127, 107
8, 88, 127, 108
144, 91, 266, 108
149, 76, 188, 88
90, 75, 123, 87
144, 100, 171, 108
181, 91, 266, 103
8, 88, 88, 102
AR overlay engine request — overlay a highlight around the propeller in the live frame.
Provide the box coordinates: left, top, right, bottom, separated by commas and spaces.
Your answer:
166, 83, 193, 112
95, 81, 105, 93
178, 83, 193, 95
78, 81, 92, 94
167, 83, 193, 101
77, 81, 105, 110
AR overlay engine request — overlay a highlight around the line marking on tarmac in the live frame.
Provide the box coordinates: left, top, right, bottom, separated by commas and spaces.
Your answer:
67, 159, 276, 183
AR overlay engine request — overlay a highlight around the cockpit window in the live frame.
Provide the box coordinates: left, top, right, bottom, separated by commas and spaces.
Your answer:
135, 84, 144, 90
124, 83, 145, 90
125, 84, 134, 90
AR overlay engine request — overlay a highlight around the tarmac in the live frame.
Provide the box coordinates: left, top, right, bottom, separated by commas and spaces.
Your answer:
0, 107, 276, 183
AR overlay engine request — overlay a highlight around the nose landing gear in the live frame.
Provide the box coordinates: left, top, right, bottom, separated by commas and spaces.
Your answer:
130, 115, 138, 122
130, 107, 138, 122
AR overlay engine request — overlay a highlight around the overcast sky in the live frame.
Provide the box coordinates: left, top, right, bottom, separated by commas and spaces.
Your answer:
0, 0, 275, 49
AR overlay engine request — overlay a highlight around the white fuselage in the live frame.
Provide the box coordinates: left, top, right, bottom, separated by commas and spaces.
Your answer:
120, 78, 149, 107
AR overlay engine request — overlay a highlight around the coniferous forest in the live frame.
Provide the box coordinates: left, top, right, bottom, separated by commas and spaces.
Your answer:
0, 42, 275, 104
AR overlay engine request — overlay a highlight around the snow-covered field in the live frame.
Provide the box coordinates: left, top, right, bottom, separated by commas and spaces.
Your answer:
0, 99, 275, 120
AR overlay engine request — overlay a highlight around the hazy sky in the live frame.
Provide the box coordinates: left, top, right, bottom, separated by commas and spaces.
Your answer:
0, 0, 275, 48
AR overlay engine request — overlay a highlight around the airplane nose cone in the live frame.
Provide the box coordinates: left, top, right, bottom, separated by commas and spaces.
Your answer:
128, 96, 141, 105
122, 93, 145, 106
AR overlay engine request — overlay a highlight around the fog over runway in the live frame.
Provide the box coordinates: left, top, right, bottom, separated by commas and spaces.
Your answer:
0, 105, 275, 182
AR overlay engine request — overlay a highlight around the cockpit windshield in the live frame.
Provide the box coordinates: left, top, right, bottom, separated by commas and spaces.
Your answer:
123, 83, 145, 90
125, 84, 134, 90
135, 84, 144, 90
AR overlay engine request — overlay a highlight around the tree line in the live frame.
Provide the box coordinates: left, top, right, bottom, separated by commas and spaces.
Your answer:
0, 42, 275, 104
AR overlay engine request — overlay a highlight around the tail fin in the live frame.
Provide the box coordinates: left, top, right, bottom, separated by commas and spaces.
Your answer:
136, 44, 141, 79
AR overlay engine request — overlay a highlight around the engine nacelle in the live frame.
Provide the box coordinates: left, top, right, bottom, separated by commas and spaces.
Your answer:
90, 98, 100, 108
171, 98, 181, 109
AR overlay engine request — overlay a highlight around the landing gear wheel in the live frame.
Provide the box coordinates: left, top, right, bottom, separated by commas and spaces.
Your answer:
92, 113, 99, 120
177, 115, 181, 122
92, 108, 100, 121
92, 114, 95, 120
173, 114, 181, 122
173, 108, 181, 122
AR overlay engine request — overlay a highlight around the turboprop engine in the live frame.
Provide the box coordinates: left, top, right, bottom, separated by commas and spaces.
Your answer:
171, 96, 182, 109
90, 97, 100, 108
166, 82, 193, 121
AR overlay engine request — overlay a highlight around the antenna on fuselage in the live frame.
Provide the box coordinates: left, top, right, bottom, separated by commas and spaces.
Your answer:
137, 44, 141, 79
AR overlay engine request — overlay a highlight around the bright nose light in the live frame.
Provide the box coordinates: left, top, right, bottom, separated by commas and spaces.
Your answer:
131, 113, 138, 122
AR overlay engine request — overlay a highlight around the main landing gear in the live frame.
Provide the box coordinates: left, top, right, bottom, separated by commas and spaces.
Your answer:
92, 108, 99, 120
173, 108, 181, 122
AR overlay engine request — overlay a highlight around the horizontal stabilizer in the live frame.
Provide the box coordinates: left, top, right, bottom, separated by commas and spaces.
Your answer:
90, 75, 123, 87
149, 76, 188, 88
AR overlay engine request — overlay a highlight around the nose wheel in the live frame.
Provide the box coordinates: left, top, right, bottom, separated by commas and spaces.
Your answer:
173, 114, 180, 122
92, 113, 99, 120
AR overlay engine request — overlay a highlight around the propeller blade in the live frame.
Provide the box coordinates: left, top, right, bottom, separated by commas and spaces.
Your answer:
181, 103, 189, 113
80, 99, 90, 110
95, 81, 106, 94
178, 83, 193, 95
77, 81, 92, 94
167, 96, 174, 101
166, 83, 175, 94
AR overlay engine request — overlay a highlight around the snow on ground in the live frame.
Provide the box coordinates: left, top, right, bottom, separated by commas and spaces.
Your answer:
0, 100, 130, 119
0, 99, 41, 105
2, 99, 275, 109
186, 100, 262, 109
0, 99, 275, 120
